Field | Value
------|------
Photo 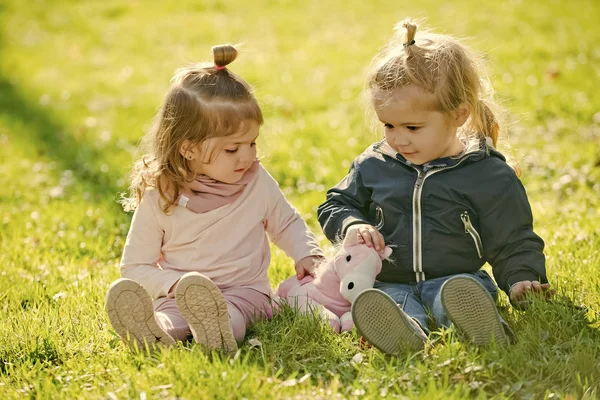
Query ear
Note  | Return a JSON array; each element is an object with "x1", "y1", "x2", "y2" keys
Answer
[
  {"x1": 450, "y1": 104, "x2": 470, "y2": 128},
  {"x1": 179, "y1": 140, "x2": 199, "y2": 161},
  {"x1": 342, "y1": 231, "x2": 361, "y2": 246}
]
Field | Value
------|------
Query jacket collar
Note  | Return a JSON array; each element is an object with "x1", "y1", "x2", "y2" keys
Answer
[{"x1": 373, "y1": 138, "x2": 506, "y2": 172}]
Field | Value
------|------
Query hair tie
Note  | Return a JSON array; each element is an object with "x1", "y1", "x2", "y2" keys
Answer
[
  {"x1": 215, "y1": 65, "x2": 227, "y2": 71},
  {"x1": 403, "y1": 39, "x2": 416, "y2": 47}
]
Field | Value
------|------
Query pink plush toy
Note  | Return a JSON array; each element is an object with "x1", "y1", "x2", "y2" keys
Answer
[{"x1": 276, "y1": 233, "x2": 392, "y2": 333}]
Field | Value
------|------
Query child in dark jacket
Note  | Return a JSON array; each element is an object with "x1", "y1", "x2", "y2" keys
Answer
[{"x1": 317, "y1": 19, "x2": 553, "y2": 353}]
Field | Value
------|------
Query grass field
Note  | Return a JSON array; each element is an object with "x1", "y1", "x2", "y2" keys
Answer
[{"x1": 1, "y1": 0, "x2": 599, "y2": 398}]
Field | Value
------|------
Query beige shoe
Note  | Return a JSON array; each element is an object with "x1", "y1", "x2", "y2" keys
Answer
[
  {"x1": 441, "y1": 275, "x2": 509, "y2": 346},
  {"x1": 175, "y1": 272, "x2": 237, "y2": 354},
  {"x1": 105, "y1": 278, "x2": 175, "y2": 349},
  {"x1": 352, "y1": 289, "x2": 427, "y2": 354}
]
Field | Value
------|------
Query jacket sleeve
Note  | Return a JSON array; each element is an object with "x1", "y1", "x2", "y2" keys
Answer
[
  {"x1": 480, "y1": 178, "x2": 547, "y2": 295},
  {"x1": 119, "y1": 193, "x2": 186, "y2": 299},
  {"x1": 317, "y1": 160, "x2": 372, "y2": 243},
  {"x1": 263, "y1": 169, "x2": 324, "y2": 263}
]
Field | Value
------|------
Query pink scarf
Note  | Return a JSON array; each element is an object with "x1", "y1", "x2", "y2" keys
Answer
[{"x1": 178, "y1": 160, "x2": 259, "y2": 213}]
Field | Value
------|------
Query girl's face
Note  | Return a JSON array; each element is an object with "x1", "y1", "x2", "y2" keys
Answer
[
  {"x1": 374, "y1": 85, "x2": 467, "y2": 165},
  {"x1": 192, "y1": 120, "x2": 259, "y2": 183}
]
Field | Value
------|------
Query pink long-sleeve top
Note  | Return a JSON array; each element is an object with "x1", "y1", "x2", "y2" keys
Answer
[{"x1": 120, "y1": 164, "x2": 324, "y2": 299}]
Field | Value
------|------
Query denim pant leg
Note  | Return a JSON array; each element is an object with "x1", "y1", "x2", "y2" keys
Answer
[
  {"x1": 373, "y1": 281, "x2": 430, "y2": 334},
  {"x1": 419, "y1": 271, "x2": 503, "y2": 329}
]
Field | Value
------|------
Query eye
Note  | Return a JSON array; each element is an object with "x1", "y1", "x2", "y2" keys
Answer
[
  {"x1": 383, "y1": 123, "x2": 394, "y2": 129},
  {"x1": 407, "y1": 126, "x2": 420, "y2": 131},
  {"x1": 250, "y1": 142, "x2": 257, "y2": 147},
  {"x1": 347, "y1": 282, "x2": 354, "y2": 290},
  {"x1": 225, "y1": 148, "x2": 238, "y2": 154},
  {"x1": 346, "y1": 254, "x2": 352, "y2": 262}
]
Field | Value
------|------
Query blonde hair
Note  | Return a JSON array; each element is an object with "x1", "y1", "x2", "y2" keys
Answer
[
  {"x1": 368, "y1": 19, "x2": 504, "y2": 155},
  {"x1": 121, "y1": 44, "x2": 264, "y2": 213}
]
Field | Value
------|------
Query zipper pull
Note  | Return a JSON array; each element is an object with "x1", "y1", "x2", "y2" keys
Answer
[
  {"x1": 461, "y1": 211, "x2": 472, "y2": 233},
  {"x1": 461, "y1": 210, "x2": 484, "y2": 258},
  {"x1": 375, "y1": 205, "x2": 385, "y2": 230}
]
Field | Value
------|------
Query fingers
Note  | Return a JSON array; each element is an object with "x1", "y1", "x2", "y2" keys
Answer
[
  {"x1": 374, "y1": 230, "x2": 385, "y2": 250},
  {"x1": 359, "y1": 229, "x2": 376, "y2": 248},
  {"x1": 295, "y1": 256, "x2": 322, "y2": 279},
  {"x1": 347, "y1": 224, "x2": 385, "y2": 250},
  {"x1": 540, "y1": 283, "x2": 556, "y2": 298},
  {"x1": 304, "y1": 257, "x2": 321, "y2": 277},
  {"x1": 529, "y1": 281, "x2": 554, "y2": 296},
  {"x1": 510, "y1": 281, "x2": 527, "y2": 302},
  {"x1": 511, "y1": 280, "x2": 555, "y2": 305},
  {"x1": 531, "y1": 281, "x2": 542, "y2": 293},
  {"x1": 294, "y1": 264, "x2": 305, "y2": 279},
  {"x1": 357, "y1": 226, "x2": 385, "y2": 250}
]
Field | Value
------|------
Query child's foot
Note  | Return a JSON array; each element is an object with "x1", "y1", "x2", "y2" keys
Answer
[
  {"x1": 105, "y1": 278, "x2": 176, "y2": 349},
  {"x1": 352, "y1": 289, "x2": 427, "y2": 354},
  {"x1": 175, "y1": 272, "x2": 237, "y2": 354},
  {"x1": 440, "y1": 275, "x2": 509, "y2": 346}
]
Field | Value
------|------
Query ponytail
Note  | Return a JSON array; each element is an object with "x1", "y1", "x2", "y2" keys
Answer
[
  {"x1": 474, "y1": 99, "x2": 521, "y2": 177},
  {"x1": 477, "y1": 99, "x2": 499, "y2": 147}
]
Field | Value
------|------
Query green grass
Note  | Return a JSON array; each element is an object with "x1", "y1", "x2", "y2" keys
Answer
[{"x1": 1, "y1": 0, "x2": 600, "y2": 398}]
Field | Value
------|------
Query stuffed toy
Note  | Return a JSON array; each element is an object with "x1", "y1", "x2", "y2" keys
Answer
[{"x1": 276, "y1": 234, "x2": 392, "y2": 333}]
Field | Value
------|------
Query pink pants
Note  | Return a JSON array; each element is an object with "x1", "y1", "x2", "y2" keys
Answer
[{"x1": 152, "y1": 287, "x2": 272, "y2": 343}]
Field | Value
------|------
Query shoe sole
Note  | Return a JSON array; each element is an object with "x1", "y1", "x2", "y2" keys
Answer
[
  {"x1": 441, "y1": 275, "x2": 508, "y2": 346},
  {"x1": 105, "y1": 278, "x2": 176, "y2": 349},
  {"x1": 352, "y1": 289, "x2": 426, "y2": 354},
  {"x1": 175, "y1": 273, "x2": 237, "y2": 354}
]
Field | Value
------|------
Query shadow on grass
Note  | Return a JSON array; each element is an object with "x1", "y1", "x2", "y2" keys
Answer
[
  {"x1": 0, "y1": 3, "x2": 128, "y2": 207},
  {"x1": 0, "y1": 76, "x2": 126, "y2": 205}
]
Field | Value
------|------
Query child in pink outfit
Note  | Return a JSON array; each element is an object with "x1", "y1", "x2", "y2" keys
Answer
[{"x1": 105, "y1": 45, "x2": 323, "y2": 353}]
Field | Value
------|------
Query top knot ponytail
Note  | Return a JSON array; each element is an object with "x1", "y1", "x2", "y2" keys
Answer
[
  {"x1": 212, "y1": 44, "x2": 238, "y2": 70},
  {"x1": 395, "y1": 19, "x2": 417, "y2": 48}
]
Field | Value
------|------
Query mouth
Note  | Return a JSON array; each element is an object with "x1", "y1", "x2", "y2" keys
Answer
[{"x1": 234, "y1": 168, "x2": 247, "y2": 173}]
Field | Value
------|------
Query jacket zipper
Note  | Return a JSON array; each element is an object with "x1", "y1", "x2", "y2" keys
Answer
[
  {"x1": 412, "y1": 172, "x2": 426, "y2": 282},
  {"x1": 377, "y1": 143, "x2": 480, "y2": 282},
  {"x1": 461, "y1": 211, "x2": 484, "y2": 258}
]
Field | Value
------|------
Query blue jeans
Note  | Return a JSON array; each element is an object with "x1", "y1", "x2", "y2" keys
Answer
[{"x1": 374, "y1": 270, "x2": 504, "y2": 334}]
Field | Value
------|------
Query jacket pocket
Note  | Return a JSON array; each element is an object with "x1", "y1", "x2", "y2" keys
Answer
[{"x1": 461, "y1": 211, "x2": 484, "y2": 258}]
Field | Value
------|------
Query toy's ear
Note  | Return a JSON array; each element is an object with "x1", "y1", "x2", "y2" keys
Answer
[
  {"x1": 342, "y1": 231, "x2": 361, "y2": 246},
  {"x1": 379, "y1": 246, "x2": 393, "y2": 260}
]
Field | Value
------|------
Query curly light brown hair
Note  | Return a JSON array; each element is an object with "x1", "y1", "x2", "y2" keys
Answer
[{"x1": 121, "y1": 44, "x2": 263, "y2": 213}]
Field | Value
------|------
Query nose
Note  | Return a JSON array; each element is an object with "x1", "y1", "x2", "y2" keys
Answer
[{"x1": 394, "y1": 131, "x2": 411, "y2": 147}]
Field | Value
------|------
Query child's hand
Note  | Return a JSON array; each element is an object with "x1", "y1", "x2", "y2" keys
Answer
[
  {"x1": 346, "y1": 224, "x2": 385, "y2": 251},
  {"x1": 509, "y1": 280, "x2": 555, "y2": 308},
  {"x1": 295, "y1": 256, "x2": 323, "y2": 279}
]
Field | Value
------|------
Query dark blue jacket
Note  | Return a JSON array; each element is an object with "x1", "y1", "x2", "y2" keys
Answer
[{"x1": 317, "y1": 140, "x2": 547, "y2": 295}]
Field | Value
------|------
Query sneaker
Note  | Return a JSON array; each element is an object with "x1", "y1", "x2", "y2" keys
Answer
[
  {"x1": 352, "y1": 289, "x2": 427, "y2": 354},
  {"x1": 440, "y1": 275, "x2": 509, "y2": 346},
  {"x1": 105, "y1": 278, "x2": 176, "y2": 349},
  {"x1": 175, "y1": 272, "x2": 237, "y2": 354}
]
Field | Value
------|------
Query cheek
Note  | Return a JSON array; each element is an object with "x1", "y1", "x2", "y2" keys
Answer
[
  {"x1": 210, "y1": 152, "x2": 233, "y2": 170},
  {"x1": 384, "y1": 130, "x2": 396, "y2": 143}
]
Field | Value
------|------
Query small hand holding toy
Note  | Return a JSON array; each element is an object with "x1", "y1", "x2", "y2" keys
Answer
[{"x1": 276, "y1": 233, "x2": 392, "y2": 333}]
